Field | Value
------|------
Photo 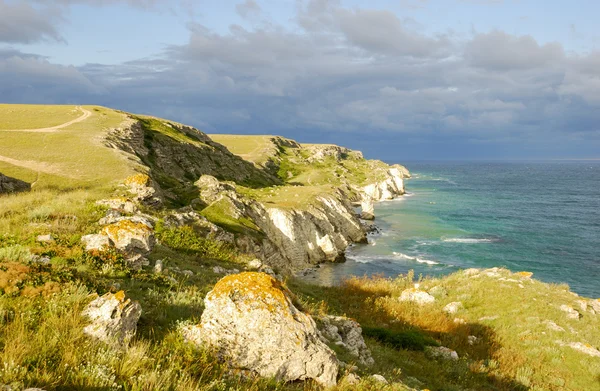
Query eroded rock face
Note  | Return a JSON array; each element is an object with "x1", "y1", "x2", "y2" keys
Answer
[
  {"x1": 181, "y1": 272, "x2": 338, "y2": 387},
  {"x1": 317, "y1": 315, "x2": 374, "y2": 366},
  {"x1": 82, "y1": 291, "x2": 141, "y2": 347},
  {"x1": 195, "y1": 175, "x2": 236, "y2": 205},
  {"x1": 123, "y1": 173, "x2": 162, "y2": 206},
  {"x1": 0, "y1": 173, "x2": 30, "y2": 193}
]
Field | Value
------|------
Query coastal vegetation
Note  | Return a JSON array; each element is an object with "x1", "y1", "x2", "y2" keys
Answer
[{"x1": 1, "y1": 104, "x2": 599, "y2": 391}]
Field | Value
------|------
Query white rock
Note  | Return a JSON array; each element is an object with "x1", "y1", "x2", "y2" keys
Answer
[
  {"x1": 443, "y1": 302, "x2": 463, "y2": 315},
  {"x1": 154, "y1": 259, "x2": 163, "y2": 274},
  {"x1": 342, "y1": 373, "x2": 361, "y2": 385},
  {"x1": 464, "y1": 268, "x2": 480, "y2": 276},
  {"x1": 81, "y1": 234, "x2": 110, "y2": 252},
  {"x1": 181, "y1": 272, "x2": 338, "y2": 387},
  {"x1": 182, "y1": 270, "x2": 194, "y2": 277},
  {"x1": 82, "y1": 291, "x2": 141, "y2": 347},
  {"x1": 567, "y1": 342, "x2": 600, "y2": 357},
  {"x1": 247, "y1": 259, "x2": 263, "y2": 269},
  {"x1": 96, "y1": 198, "x2": 138, "y2": 214},
  {"x1": 425, "y1": 346, "x2": 459, "y2": 361},
  {"x1": 468, "y1": 335, "x2": 479, "y2": 345},
  {"x1": 36, "y1": 234, "x2": 54, "y2": 243},
  {"x1": 399, "y1": 288, "x2": 435, "y2": 305},
  {"x1": 560, "y1": 305, "x2": 582, "y2": 320},
  {"x1": 317, "y1": 315, "x2": 374, "y2": 366},
  {"x1": 369, "y1": 374, "x2": 388, "y2": 384},
  {"x1": 544, "y1": 320, "x2": 565, "y2": 332}
]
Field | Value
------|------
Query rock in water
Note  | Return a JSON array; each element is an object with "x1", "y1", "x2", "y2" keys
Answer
[
  {"x1": 82, "y1": 291, "x2": 142, "y2": 347},
  {"x1": 181, "y1": 272, "x2": 338, "y2": 387}
]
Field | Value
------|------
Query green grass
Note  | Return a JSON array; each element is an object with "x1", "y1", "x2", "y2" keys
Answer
[
  {"x1": 0, "y1": 104, "x2": 82, "y2": 130},
  {"x1": 208, "y1": 134, "x2": 279, "y2": 165}
]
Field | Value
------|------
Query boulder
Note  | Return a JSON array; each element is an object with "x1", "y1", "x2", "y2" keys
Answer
[
  {"x1": 123, "y1": 174, "x2": 161, "y2": 205},
  {"x1": 425, "y1": 346, "x2": 459, "y2": 361},
  {"x1": 195, "y1": 175, "x2": 236, "y2": 205},
  {"x1": 101, "y1": 219, "x2": 155, "y2": 254},
  {"x1": 560, "y1": 305, "x2": 582, "y2": 320},
  {"x1": 0, "y1": 173, "x2": 30, "y2": 193},
  {"x1": 96, "y1": 198, "x2": 138, "y2": 214},
  {"x1": 36, "y1": 234, "x2": 54, "y2": 243},
  {"x1": 399, "y1": 288, "x2": 435, "y2": 305},
  {"x1": 443, "y1": 302, "x2": 463, "y2": 315},
  {"x1": 82, "y1": 291, "x2": 142, "y2": 347},
  {"x1": 369, "y1": 374, "x2": 388, "y2": 384},
  {"x1": 590, "y1": 299, "x2": 600, "y2": 314},
  {"x1": 81, "y1": 234, "x2": 110, "y2": 252},
  {"x1": 317, "y1": 315, "x2": 374, "y2": 366},
  {"x1": 180, "y1": 272, "x2": 338, "y2": 387}
]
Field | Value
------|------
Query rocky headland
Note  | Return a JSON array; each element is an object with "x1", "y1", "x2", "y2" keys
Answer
[{"x1": 1, "y1": 104, "x2": 598, "y2": 391}]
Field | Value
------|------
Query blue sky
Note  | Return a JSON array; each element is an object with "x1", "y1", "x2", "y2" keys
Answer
[{"x1": 1, "y1": 0, "x2": 600, "y2": 160}]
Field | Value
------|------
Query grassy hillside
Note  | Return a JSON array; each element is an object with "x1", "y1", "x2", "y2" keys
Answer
[{"x1": 1, "y1": 106, "x2": 598, "y2": 391}]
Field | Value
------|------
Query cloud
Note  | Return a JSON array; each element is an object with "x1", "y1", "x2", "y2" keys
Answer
[
  {"x1": 1, "y1": 1, "x2": 599, "y2": 159},
  {"x1": 236, "y1": 0, "x2": 261, "y2": 18},
  {"x1": 0, "y1": 1, "x2": 64, "y2": 44},
  {"x1": 465, "y1": 30, "x2": 565, "y2": 71}
]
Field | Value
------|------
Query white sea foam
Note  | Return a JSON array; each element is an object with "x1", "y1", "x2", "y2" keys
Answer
[
  {"x1": 392, "y1": 252, "x2": 439, "y2": 265},
  {"x1": 442, "y1": 238, "x2": 497, "y2": 244}
]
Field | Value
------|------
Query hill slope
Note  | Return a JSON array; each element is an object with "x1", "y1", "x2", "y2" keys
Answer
[{"x1": 0, "y1": 105, "x2": 599, "y2": 391}]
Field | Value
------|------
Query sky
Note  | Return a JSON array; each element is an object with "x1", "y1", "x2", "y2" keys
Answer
[{"x1": 1, "y1": 0, "x2": 600, "y2": 161}]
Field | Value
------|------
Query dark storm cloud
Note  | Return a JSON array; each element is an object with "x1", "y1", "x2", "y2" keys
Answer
[
  {"x1": 1, "y1": 0, "x2": 599, "y2": 159},
  {"x1": 0, "y1": 1, "x2": 63, "y2": 43}
]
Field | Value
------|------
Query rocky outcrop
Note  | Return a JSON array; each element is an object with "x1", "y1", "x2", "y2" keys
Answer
[
  {"x1": 304, "y1": 144, "x2": 363, "y2": 163},
  {"x1": 82, "y1": 291, "x2": 142, "y2": 347},
  {"x1": 181, "y1": 273, "x2": 338, "y2": 387},
  {"x1": 0, "y1": 173, "x2": 30, "y2": 194},
  {"x1": 317, "y1": 315, "x2": 374, "y2": 366}
]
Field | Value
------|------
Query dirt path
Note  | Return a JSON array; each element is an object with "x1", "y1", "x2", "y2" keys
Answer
[
  {"x1": 0, "y1": 106, "x2": 92, "y2": 133},
  {"x1": 0, "y1": 154, "x2": 76, "y2": 178}
]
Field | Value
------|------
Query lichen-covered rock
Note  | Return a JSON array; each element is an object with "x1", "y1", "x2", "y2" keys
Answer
[
  {"x1": 180, "y1": 272, "x2": 338, "y2": 387},
  {"x1": 96, "y1": 198, "x2": 138, "y2": 214},
  {"x1": 399, "y1": 288, "x2": 435, "y2": 305},
  {"x1": 82, "y1": 291, "x2": 141, "y2": 346},
  {"x1": 425, "y1": 346, "x2": 459, "y2": 361},
  {"x1": 101, "y1": 219, "x2": 155, "y2": 254},
  {"x1": 124, "y1": 173, "x2": 161, "y2": 205},
  {"x1": 369, "y1": 374, "x2": 388, "y2": 384},
  {"x1": 81, "y1": 234, "x2": 110, "y2": 252},
  {"x1": 317, "y1": 315, "x2": 374, "y2": 366}
]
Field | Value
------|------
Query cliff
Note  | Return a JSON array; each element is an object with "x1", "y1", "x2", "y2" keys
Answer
[{"x1": 104, "y1": 119, "x2": 410, "y2": 271}]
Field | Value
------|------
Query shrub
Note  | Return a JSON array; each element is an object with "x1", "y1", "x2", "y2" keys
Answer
[{"x1": 363, "y1": 327, "x2": 439, "y2": 351}]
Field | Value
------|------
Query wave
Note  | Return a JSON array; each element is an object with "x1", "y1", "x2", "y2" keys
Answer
[
  {"x1": 442, "y1": 237, "x2": 498, "y2": 244},
  {"x1": 392, "y1": 251, "x2": 440, "y2": 265}
]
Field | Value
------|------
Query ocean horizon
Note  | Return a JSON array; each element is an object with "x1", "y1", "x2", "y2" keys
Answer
[{"x1": 304, "y1": 160, "x2": 600, "y2": 298}]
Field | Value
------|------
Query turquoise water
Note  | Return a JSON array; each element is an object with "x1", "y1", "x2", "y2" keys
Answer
[{"x1": 306, "y1": 162, "x2": 600, "y2": 298}]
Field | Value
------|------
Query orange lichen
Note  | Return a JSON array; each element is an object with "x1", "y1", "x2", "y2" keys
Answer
[
  {"x1": 209, "y1": 272, "x2": 292, "y2": 313},
  {"x1": 101, "y1": 220, "x2": 151, "y2": 241},
  {"x1": 124, "y1": 173, "x2": 150, "y2": 187},
  {"x1": 114, "y1": 290, "x2": 126, "y2": 302},
  {"x1": 516, "y1": 271, "x2": 533, "y2": 279}
]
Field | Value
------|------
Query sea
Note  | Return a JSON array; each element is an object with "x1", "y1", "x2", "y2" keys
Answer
[{"x1": 304, "y1": 161, "x2": 600, "y2": 298}]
